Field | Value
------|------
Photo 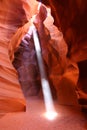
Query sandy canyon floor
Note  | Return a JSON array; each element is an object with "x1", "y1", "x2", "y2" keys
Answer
[{"x1": 0, "y1": 96, "x2": 87, "y2": 130}]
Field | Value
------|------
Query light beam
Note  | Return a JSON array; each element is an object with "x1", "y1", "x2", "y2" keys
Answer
[
  {"x1": 26, "y1": 2, "x2": 58, "y2": 120},
  {"x1": 32, "y1": 24, "x2": 58, "y2": 120}
]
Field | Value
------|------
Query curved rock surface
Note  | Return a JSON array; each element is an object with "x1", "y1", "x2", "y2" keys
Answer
[
  {"x1": 50, "y1": 0, "x2": 87, "y2": 106},
  {"x1": 1, "y1": 0, "x2": 85, "y2": 113},
  {"x1": 12, "y1": 4, "x2": 79, "y2": 105},
  {"x1": 0, "y1": 0, "x2": 28, "y2": 112}
]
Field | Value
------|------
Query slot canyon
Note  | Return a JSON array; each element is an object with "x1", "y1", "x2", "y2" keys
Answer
[{"x1": 0, "y1": 0, "x2": 87, "y2": 129}]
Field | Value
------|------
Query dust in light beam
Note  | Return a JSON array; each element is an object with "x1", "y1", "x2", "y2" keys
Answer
[{"x1": 27, "y1": 1, "x2": 58, "y2": 120}]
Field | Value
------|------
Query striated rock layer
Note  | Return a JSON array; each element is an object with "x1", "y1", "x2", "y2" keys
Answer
[
  {"x1": 0, "y1": 0, "x2": 28, "y2": 112},
  {"x1": 0, "y1": 0, "x2": 81, "y2": 113},
  {"x1": 49, "y1": 0, "x2": 87, "y2": 105},
  {"x1": 12, "y1": 4, "x2": 79, "y2": 105},
  {"x1": 39, "y1": 0, "x2": 87, "y2": 106}
]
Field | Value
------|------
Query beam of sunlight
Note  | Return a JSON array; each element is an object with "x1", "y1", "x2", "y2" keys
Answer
[
  {"x1": 43, "y1": 111, "x2": 58, "y2": 121},
  {"x1": 38, "y1": 2, "x2": 41, "y2": 11},
  {"x1": 32, "y1": 25, "x2": 58, "y2": 120}
]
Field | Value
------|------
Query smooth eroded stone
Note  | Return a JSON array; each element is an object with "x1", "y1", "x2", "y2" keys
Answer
[{"x1": 57, "y1": 77, "x2": 79, "y2": 106}]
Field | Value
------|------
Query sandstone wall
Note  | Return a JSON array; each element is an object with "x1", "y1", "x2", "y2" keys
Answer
[{"x1": 0, "y1": 0, "x2": 28, "y2": 112}]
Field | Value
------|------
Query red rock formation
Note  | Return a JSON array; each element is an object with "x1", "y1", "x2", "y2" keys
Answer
[
  {"x1": 12, "y1": 3, "x2": 79, "y2": 106},
  {"x1": 1, "y1": 0, "x2": 86, "y2": 113},
  {"x1": 0, "y1": 0, "x2": 28, "y2": 112},
  {"x1": 42, "y1": 0, "x2": 87, "y2": 105}
]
